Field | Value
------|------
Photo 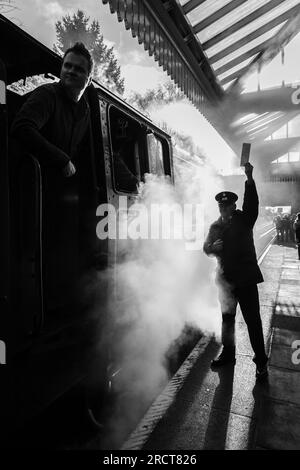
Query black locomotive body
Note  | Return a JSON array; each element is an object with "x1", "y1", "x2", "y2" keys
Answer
[{"x1": 0, "y1": 14, "x2": 173, "y2": 442}]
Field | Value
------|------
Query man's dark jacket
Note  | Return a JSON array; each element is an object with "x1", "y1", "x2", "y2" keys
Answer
[
  {"x1": 11, "y1": 82, "x2": 90, "y2": 168},
  {"x1": 203, "y1": 180, "x2": 263, "y2": 287}
]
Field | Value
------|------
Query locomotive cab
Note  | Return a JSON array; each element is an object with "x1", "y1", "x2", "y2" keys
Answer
[{"x1": 0, "y1": 14, "x2": 173, "y2": 443}]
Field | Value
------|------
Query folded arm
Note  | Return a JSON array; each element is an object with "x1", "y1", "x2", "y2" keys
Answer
[
  {"x1": 11, "y1": 86, "x2": 70, "y2": 168},
  {"x1": 203, "y1": 226, "x2": 223, "y2": 256}
]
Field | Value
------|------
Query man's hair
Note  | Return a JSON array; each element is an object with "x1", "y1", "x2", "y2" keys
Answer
[{"x1": 63, "y1": 42, "x2": 94, "y2": 75}]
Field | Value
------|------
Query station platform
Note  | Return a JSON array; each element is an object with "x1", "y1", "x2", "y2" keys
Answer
[{"x1": 122, "y1": 242, "x2": 300, "y2": 451}]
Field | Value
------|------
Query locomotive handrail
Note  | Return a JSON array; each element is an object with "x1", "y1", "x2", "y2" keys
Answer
[
  {"x1": 23, "y1": 152, "x2": 44, "y2": 334},
  {"x1": 0, "y1": 57, "x2": 9, "y2": 346}
]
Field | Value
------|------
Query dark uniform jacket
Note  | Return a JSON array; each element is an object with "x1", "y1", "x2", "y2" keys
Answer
[
  {"x1": 11, "y1": 82, "x2": 90, "y2": 168},
  {"x1": 203, "y1": 180, "x2": 263, "y2": 287},
  {"x1": 294, "y1": 219, "x2": 300, "y2": 242}
]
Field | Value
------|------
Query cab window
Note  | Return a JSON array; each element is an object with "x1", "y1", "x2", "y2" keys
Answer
[
  {"x1": 147, "y1": 133, "x2": 164, "y2": 176},
  {"x1": 109, "y1": 107, "x2": 142, "y2": 193}
]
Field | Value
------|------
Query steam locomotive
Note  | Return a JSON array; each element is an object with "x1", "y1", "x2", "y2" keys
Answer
[{"x1": 0, "y1": 14, "x2": 174, "y2": 445}]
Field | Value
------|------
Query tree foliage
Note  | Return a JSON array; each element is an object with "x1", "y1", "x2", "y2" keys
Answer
[
  {"x1": 166, "y1": 126, "x2": 204, "y2": 161},
  {"x1": 128, "y1": 81, "x2": 184, "y2": 115},
  {"x1": 0, "y1": 0, "x2": 18, "y2": 15},
  {"x1": 54, "y1": 10, "x2": 124, "y2": 95}
]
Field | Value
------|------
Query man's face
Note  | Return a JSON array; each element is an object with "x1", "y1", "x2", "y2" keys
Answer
[
  {"x1": 219, "y1": 203, "x2": 236, "y2": 219},
  {"x1": 60, "y1": 52, "x2": 91, "y2": 94}
]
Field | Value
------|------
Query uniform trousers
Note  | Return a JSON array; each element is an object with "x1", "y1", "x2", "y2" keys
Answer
[{"x1": 218, "y1": 282, "x2": 267, "y2": 368}]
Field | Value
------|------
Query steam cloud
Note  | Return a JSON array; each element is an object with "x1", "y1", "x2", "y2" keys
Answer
[{"x1": 100, "y1": 161, "x2": 225, "y2": 448}]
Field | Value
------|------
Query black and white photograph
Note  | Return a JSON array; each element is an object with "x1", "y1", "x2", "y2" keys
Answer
[{"x1": 1, "y1": 0, "x2": 300, "y2": 455}]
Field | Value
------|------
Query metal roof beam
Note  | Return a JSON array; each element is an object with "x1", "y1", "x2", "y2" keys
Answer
[
  {"x1": 202, "y1": 0, "x2": 287, "y2": 50},
  {"x1": 103, "y1": 0, "x2": 223, "y2": 109},
  {"x1": 227, "y1": 12, "x2": 300, "y2": 89},
  {"x1": 244, "y1": 13, "x2": 300, "y2": 78},
  {"x1": 237, "y1": 86, "x2": 300, "y2": 113},
  {"x1": 245, "y1": 114, "x2": 284, "y2": 133},
  {"x1": 215, "y1": 38, "x2": 271, "y2": 76},
  {"x1": 220, "y1": 65, "x2": 248, "y2": 85},
  {"x1": 236, "y1": 111, "x2": 299, "y2": 142},
  {"x1": 182, "y1": 0, "x2": 206, "y2": 15},
  {"x1": 232, "y1": 112, "x2": 270, "y2": 127},
  {"x1": 243, "y1": 112, "x2": 282, "y2": 128},
  {"x1": 209, "y1": 4, "x2": 300, "y2": 64},
  {"x1": 253, "y1": 137, "x2": 300, "y2": 160},
  {"x1": 193, "y1": 0, "x2": 249, "y2": 34}
]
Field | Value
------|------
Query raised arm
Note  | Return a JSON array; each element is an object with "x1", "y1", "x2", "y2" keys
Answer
[{"x1": 242, "y1": 162, "x2": 259, "y2": 228}]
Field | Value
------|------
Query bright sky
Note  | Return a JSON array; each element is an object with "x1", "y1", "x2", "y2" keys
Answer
[{"x1": 4, "y1": 0, "x2": 300, "y2": 171}]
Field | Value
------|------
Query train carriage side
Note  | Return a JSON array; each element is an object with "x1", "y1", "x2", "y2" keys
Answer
[{"x1": 0, "y1": 14, "x2": 173, "y2": 441}]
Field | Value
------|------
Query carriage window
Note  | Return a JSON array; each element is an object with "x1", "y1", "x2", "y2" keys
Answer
[
  {"x1": 109, "y1": 107, "x2": 141, "y2": 193},
  {"x1": 147, "y1": 133, "x2": 164, "y2": 176}
]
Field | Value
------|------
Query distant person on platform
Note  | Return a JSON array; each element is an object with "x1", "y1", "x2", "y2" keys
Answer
[
  {"x1": 11, "y1": 41, "x2": 93, "y2": 175},
  {"x1": 203, "y1": 162, "x2": 268, "y2": 380},
  {"x1": 273, "y1": 213, "x2": 283, "y2": 242},
  {"x1": 282, "y1": 214, "x2": 292, "y2": 243},
  {"x1": 293, "y1": 213, "x2": 300, "y2": 260}
]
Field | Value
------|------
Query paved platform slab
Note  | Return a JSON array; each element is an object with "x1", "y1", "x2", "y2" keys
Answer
[{"x1": 256, "y1": 399, "x2": 300, "y2": 450}]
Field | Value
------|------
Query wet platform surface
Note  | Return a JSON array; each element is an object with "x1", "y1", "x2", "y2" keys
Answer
[{"x1": 123, "y1": 243, "x2": 300, "y2": 450}]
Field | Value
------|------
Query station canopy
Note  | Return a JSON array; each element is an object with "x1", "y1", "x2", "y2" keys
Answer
[{"x1": 102, "y1": 0, "x2": 300, "y2": 169}]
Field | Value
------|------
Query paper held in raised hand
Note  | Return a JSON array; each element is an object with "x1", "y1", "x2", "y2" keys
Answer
[{"x1": 240, "y1": 142, "x2": 251, "y2": 167}]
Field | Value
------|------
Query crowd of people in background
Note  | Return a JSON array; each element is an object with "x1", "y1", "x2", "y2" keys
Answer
[{"x1": 273, "y1": 212, "x2": 300, "y2": 260}]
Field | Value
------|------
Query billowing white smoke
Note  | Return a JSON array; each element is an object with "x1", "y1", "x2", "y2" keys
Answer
[{"x1": 103, "y1": 163, "x2": 225, "y2": 447}]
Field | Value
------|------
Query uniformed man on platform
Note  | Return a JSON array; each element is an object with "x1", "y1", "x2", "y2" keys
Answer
[{"x1": 203, "y1": 162, "x2": 268, "y2": 380}]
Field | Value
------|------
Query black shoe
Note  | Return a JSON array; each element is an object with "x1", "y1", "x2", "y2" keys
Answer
[{"x1": 211, "y1": 350, "x2": 236, "y2": 367}]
